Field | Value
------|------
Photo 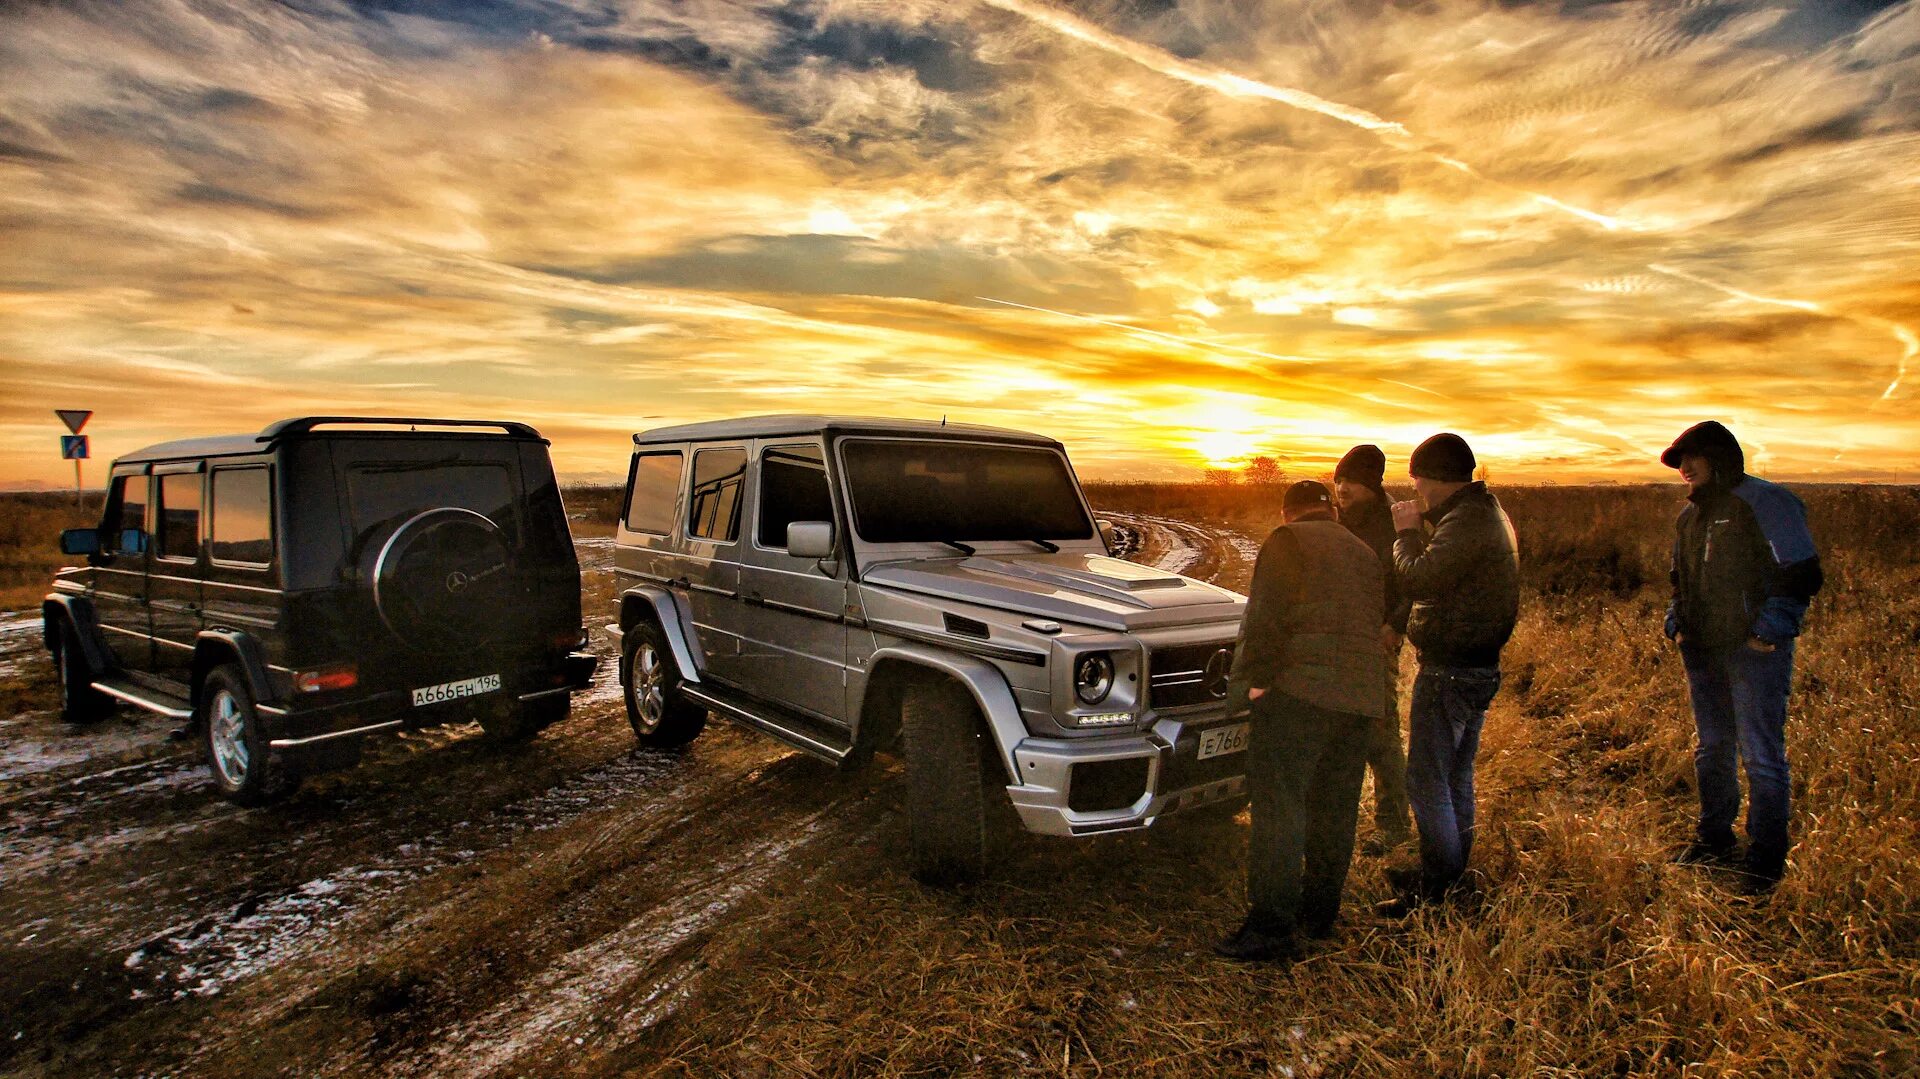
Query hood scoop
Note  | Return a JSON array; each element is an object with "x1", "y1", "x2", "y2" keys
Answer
[{"x1": 963, "y1": 555, "x2": 1188, "y2": 595}]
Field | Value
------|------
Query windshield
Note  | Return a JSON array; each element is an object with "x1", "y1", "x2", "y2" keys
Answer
[{"x1": 841, "y1": 439, "x2": 1094, "y2": 544}]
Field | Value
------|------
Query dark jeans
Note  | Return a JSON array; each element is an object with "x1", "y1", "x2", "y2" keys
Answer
[
  {"x1": 1245, "y1": 693, "x2": 1370, "y2": 935},
  {"x1": 1406, "y1": 664, "x2": 1502, "y2": 897},
  {"x1": 1681, "y1": 639, "x2": 1795, "y2": 874},
  {"x1": 1365, "y1": 646, "x2": 1409, "y2": 839}
]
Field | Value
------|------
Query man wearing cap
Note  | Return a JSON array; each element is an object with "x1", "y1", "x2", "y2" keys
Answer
[
  {"x1": 1385, "y1": 434, "x2": 1520, "y2": 912},
  {"x1": 1333, "y1": 444, "x2": 1413, "y2": 854},
  {"x1": 1661, "y1": 421, "x2": 1822, "y2": 892},
  {"x1": 1217, "y1": 480, "x2": 1387, "y2": 962}
]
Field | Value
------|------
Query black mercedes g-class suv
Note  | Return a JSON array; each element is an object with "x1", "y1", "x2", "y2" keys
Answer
[{"x1": 43, "y1": 416, "x2": 597, "y2": 803}]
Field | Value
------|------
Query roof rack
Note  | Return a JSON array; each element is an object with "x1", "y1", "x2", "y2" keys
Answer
[{"x1": 258, "y1": 417, "x2": 542, "y2": 441}]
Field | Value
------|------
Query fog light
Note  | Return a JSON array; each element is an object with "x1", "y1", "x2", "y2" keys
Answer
[{"x1": 294, "y1": 663, "x2": 358, "y2": 693}]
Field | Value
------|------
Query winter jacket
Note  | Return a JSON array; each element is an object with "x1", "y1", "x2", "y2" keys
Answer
[
  {"x1": 1228, "y1": 516, "x2": 1387, "y2": 719},
  {"x1": 1393, "y1": 482, "x2": 1520, "y2": 668},
  {"x1": 1339, "y1": 494, "x2": 1408, "y2": 632},
  {"x1": 1666, "y1": 476, "x2": 1822, "y2": 649}
]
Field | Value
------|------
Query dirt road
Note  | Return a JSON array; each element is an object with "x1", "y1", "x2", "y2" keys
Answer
[{"x1": 0, "y1": 522, "x2": 1255, "y2": 1077}]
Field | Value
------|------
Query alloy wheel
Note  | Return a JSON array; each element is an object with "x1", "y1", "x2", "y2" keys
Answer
[{"x1": 209, "y1": 690, "x2": 251, "y2": 786}]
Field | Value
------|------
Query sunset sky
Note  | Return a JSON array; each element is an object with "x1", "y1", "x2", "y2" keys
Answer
[{"x1": 3, "y1": 0, "x2": 1917, "y2": 487}]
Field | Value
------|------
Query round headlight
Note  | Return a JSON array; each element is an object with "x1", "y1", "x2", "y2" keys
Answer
[{"x1": 1074, "y1": 651, "x2": 1115, "y2": 705}]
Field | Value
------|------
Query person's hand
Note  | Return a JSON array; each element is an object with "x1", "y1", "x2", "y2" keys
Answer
[
  {"x1": 1391, "y1": 500, "x2": 1423, "y2": 532},
  {"x1": 1248, "y1": 687, "x2": 1266, "y2": 701},
  {"x1": 1379, "y1": 626, "x2": 1402, "y2": 652},
  {"x1": 1746, "y1": 637, "x2": 1777, "y2": 653}
]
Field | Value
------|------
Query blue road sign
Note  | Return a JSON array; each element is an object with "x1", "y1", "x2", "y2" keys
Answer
[{"x1": 61, "y1": 435, "x2": 89, "y2": 460}]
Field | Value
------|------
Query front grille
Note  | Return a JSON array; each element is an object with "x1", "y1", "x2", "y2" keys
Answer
[
  {"x1": 1148, "y1": 641, "x2": 1235, "y2": 709},
  {"x1": 1068, "y1": 758, "x2": 1150, "y2": 812}
]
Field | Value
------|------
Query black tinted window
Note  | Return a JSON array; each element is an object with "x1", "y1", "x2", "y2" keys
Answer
[
  {"x1": 157, "y1": 473, "x2": 202, "y2": 560},
  {"x1": 624, "y1": 452, "x2": 682, "y2": 535},
  {"x1": 347, "y1": 462, "x2": 514, "y2": 539},
  {"x1": 688, "y1": 447, "x2": 746, "y2": 542},
  {"x1": 758, "y1": 445, "x2": 832, "y2": 549},
  {"x1": 110, "y1": 476, "x2": 146, "y2": 553},
  {"x1": 211, "y1": 467, "x2": 273, "y2": 564},
  {"x1": 841, "y1": 440, "x2": 1093, "y2": 543}
]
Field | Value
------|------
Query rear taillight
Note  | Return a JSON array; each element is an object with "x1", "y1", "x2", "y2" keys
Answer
[{"x1": 294, "y1": 664, "x2": 359, "y2": 693}]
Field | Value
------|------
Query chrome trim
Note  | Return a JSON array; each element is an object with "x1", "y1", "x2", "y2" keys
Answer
[
  {"x1": 268, "y1": 719, "x2": 404, "y2": 748},
  {"x1": 685, "y1": 581, "x2": 737, "y2": 599},
  {"x1": 517, "y1": 685, "x2": 572, "y2": 702},
  {"x1": 91, "y1": 682, "x2": 192, "y2": 719}
]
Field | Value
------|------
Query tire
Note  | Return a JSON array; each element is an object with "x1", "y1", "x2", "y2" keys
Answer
[
  {"x1": 622, "y1": 622, "x2": 705, "y2": 748},
  {"x1": 202, "y1": 664, "x2": 301, "y2": 806},
  {"x1": 902, "y1": 679, "x2": 1000, "y2": 887},
  {"x1": 477, "y1": 694, "x2": 567, "y2": 745},
  {"x1": 54, "y1": 621, "x2": 113, "y2": 724}
]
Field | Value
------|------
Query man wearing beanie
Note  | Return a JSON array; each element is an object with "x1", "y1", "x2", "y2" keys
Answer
[
  {"x1": 1332, "y1": 444, "x2": 1413, "y2": 854},
  {"x1": 1384, "y1": 433, "x2": 1519, "y2": 913},
  {"x1": 1661, "y1": 421, "x2": 1822, "y2": 893},
  {"x1": 1217, "y1": 480, "x2": 1386, "y2": 962}
]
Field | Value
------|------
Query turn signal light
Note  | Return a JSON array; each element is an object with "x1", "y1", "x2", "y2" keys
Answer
[{"x1": 294, "y1": 664, "x2": 359, "y2": 693}]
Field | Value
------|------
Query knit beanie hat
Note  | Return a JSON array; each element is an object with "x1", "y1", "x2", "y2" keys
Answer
[
  {"x1": 1283, "y1": 479, "x2": 1335, "y2": 516},
  {"x1": 1333, "y1": 444, "x2": 1387, "y2": 489},
  {"x1": 1659, "y1": 420, "x2": 1745, "y2": 481},
  {"x1": 1409, "y1": 433, "x2": 1476, "y2": 482}
]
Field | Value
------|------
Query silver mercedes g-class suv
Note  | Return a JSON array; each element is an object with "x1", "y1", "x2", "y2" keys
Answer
[{"x1": 609, "y1": 415, "x2": 1248, "y2": 883}]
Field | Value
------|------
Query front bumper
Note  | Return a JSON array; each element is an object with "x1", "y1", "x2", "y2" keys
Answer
[
  {"x1": 263, "y1": 650, "x2": 600, "y2": 749},
  {"x1": 1004, "y1": 710, "x2": 1249, "y2": 836}
]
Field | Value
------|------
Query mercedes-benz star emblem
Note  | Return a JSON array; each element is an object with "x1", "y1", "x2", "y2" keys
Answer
[
  {"x1": 446, "y1": 570, "x2": 470, "y2": 594},
  {"x1": 1203, "y1": 647, "x2": 1234, "y2": 699}
]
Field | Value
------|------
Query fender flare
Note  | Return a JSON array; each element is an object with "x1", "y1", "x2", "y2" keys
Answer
[
  {"x1": 616, "y1": 585, "x2": 703, "y2": 683},
  {"x1": 192, "y1": 629, "x2": 277, "y2": 712},
  {"x1": 867, "y1": 644, "x2": 1027, "y2": 783},
  {"x1": 41, "y1": 595, "x2": 113, "y2": 676}
]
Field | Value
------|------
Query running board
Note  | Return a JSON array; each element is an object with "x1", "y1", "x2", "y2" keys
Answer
[
  {"x1": 92, "y1": 679, "x2": 193, "y2": 720},
  {"x1": 677, "y1": 684, "x2": 852, "y2": 764}
]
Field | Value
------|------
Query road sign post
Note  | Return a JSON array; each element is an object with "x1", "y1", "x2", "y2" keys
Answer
[{"x1": 55, "y1": 410, "x2": 93, "y2": 503}]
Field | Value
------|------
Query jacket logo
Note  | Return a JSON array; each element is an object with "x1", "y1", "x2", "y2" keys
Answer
[{"x1": 1203, "y1": 648, "x2": 1234, "y2": 699}]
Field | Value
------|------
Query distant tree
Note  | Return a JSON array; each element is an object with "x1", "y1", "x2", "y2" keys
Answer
[
  {"x1": 1204, "y1": 468, "x2": 1240, "y2": 486},
  {"x1": 1245, "y1": 456, "x2": 1283, "y2": 485},
  {"x1": 1477, "y1": 463, "x2": 1491, "y2": 483}
]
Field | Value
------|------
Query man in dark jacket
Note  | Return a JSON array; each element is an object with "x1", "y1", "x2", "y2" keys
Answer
[
  {"x1": 1386, "y1": 433, "x2": 1520, "y2": 911},
  {"x1": 1333, "y1": 444, "x2": 1412, "y2": 853},
  {"x1": 1217, "y1": 480, "x2": 1387, "y2": 962},
  {"x1": 1661, "y1": 421, "x2": 1822, "y2": 891}
]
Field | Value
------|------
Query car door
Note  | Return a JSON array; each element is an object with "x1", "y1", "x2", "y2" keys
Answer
[
  {"x1": 92, "y1": 468, "x2": 154, "y2": 673},
  {"x1": 202, "y1": 463, "x2": 281, "y2": 669},
  {"x1": 735, "y1": 440, "x2": 849, "y2": 723},
  {"x1": 681, "y1": 444, "x2": 747, "y2": 684},
  {"x1": 147, "y1": 464, "x2": 206, "y2": 691}
]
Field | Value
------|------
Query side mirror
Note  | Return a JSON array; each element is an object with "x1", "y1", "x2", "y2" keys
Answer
[
  {"x1": 60, "y1": 528, "x2": 101, "y2": 556},
  {"x1": 787, "y1": 521, "x2": 836, "y2": 561},
  {"x1": 118, "y1": 529, "x2": 150, "y2": 555}
]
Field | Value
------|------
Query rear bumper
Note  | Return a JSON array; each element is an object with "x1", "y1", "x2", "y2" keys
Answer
[
  {"x1": 1004, "y1": 710, "x2": 1248, "y2": 837},
  {"x1": 265, "y1": 650, "x2": 600, "y2": 749}
]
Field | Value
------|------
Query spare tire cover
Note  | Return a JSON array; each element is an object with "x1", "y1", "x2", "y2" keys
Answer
[{"x1": 372, "y1": 508, "x2": 514, "y2": 651}]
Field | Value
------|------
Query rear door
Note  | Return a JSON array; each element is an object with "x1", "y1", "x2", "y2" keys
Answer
[
  {"x1": 680, "y1": 444, "x2": 747, "y2": 684},
  {"x1": 93, "y1": 469, "x2": 153, "y2": 673},
  {"x1": 735, "y1": 440, "x2": 848, "y2": 722},
  {"x1": 148, "y1": 465, "x2": 206, "y2": 690},
  {"x1": 202, "y1": 464, "x2": 281, "y2": 672}
]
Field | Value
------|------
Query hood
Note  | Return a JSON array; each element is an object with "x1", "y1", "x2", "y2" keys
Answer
[
  {"x1": 1660, "y1": 420, "x2": 1745, "y2": 483},
  {"x1": 861, "y1": 552, "x2": 1246, "y2": 632}
]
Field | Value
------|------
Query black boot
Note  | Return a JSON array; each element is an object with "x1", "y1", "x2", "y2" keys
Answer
[
  {"x1": 1213, "y1": 920, "x2": 1302, "y2": 963},
  {"x1": 1670, "y1": 839, "x2": 1738, "y2": 868}
]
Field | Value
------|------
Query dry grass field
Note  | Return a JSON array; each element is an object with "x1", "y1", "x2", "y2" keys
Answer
[
  {"x1": 0, "y1": 483, "x2": 1914, "y2": 1076},
  {"x1": 611, "y1": 482, "x2": 1920, "y2": 1077}
]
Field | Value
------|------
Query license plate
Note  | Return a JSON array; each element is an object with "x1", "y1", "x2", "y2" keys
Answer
[
  {"x1": 1197, "y1": 722, "x2": 1250, "y2": 760},
  {"x1": 411, "y1": 673, "x2": 502, "y2": 707}
]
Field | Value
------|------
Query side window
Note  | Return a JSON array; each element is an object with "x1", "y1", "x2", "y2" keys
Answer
[
  {"x1": 757, "y1": 444, "x2": 832, "y2": 550},
  {"x1": 624, "y1": 452, "x2": 683, "y2": 535},
  {"x1": 687, "y1": 447, "x2": 746, "y2": 542},
  {"x1": 157, "y1": 472, "x2": 203, "y2": 562},
  {"x1": 210, "y1": 467, "x2": 273, "y2": 565},
  {"x1": 108, "y1": 475, "x2": 147, "y2": 554}
]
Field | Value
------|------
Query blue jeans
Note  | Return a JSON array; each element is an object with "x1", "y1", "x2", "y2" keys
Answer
[
  {"x1": 1407, "y1": 664, "x2": 1502, "y2": 896},
  {"x1": 1682, "y1": 640, "x2": 1795, "y2": 874}
]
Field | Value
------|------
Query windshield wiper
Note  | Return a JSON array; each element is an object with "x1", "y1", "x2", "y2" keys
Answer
[
  {"x1": 936, "y1": 539, "x2": 976, "y2": 556},
  {"x1": 1022, "y1": 538, "x2": 1060, "y2": 553}
]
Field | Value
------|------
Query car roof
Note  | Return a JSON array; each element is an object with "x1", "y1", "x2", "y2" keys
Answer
[
  {"x1": 115, "y1": 417, "x2": 545, "y2": 465},
  {"x1": 631, "y1": 414, "x2": 1061, "y2": 447}
]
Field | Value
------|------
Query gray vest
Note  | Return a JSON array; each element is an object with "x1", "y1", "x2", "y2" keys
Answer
[{"x1": 1276, "y1": 519, "x2": 1388, "y2": 718}]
